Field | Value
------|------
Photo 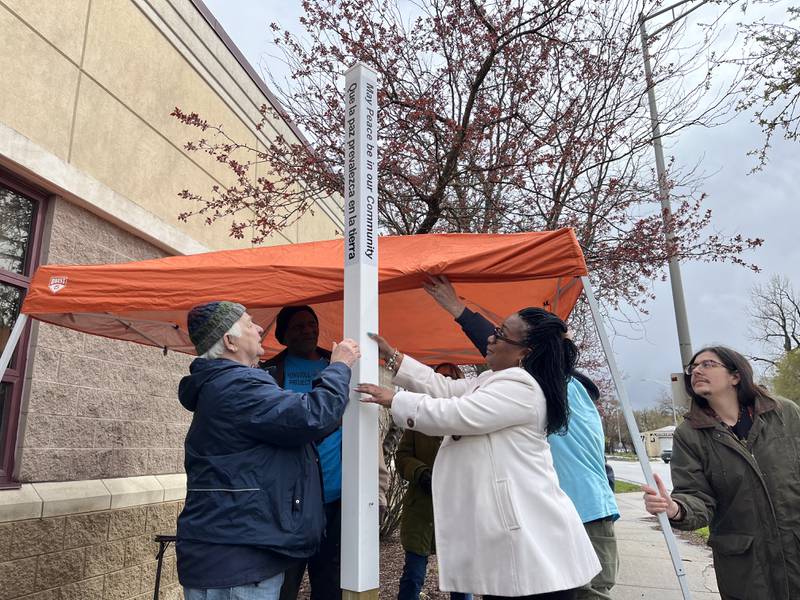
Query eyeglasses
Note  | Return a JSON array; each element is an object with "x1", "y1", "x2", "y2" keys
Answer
[
  {"x1": 684, "y1": 359, "x2": 728, "y2": 375},
  {"x1": 491, "y1": 326, "x2": 528, "y2": 347}
]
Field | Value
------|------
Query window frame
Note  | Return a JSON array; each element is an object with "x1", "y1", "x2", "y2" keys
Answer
[{"x1": 0, "y1": 169, "x2": 48, "y2": 488}]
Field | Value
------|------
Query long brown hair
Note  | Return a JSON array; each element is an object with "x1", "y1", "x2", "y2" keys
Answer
[{"x1": 683, "y1": 346, "x2": 773, "y2": 408}]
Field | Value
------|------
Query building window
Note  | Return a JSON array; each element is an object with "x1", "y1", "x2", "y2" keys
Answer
[{"x1": 0, "y1": 171, "x2": 46, "y2": 487}]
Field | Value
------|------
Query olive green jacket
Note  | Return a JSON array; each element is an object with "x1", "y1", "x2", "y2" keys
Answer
[
  {"x1": 669, "y1": 395, "x2": 800, "y2": 600},
  {"x1": 395, "y1": 428, "x2": 442, "y2": 556}
]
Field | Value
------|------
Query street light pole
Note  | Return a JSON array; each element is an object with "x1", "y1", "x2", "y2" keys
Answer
[{"x1": 639, "y1": 0, "x2": 710, "y2": 368}]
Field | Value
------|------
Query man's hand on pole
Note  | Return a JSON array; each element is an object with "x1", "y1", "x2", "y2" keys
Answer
[{"x1": 331, "y1": 339, "x2": 361, "y2": 367}]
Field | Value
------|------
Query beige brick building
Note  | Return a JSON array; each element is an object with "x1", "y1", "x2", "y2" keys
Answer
[{"x1": 0, "y1": 1, "x2": 343, "y2": 598}]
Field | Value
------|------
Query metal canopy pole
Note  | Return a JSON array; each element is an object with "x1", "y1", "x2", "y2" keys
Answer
[
  {"x1": 581, "y1": 276, "x2": 692, "y2": 600},
  {"x1": 0, "y1": 314, "x2": 28, "y2": 381}
]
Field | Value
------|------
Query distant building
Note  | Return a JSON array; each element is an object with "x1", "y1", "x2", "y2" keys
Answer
[
  {"x1": 640, "y1": 425, "x2": 676, "y2": 459},
  {"x1": 0, "y1": 1, "x2": 341, "y2": 597}
]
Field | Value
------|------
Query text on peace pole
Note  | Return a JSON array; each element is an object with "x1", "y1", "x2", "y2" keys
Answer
[{"x1": 345, "y1": 79, "x2": 377, "y2": 263}]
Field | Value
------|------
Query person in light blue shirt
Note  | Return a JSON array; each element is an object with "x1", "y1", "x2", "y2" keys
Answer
[
  {"x1": 260, "y1": 306, "x2": 389, "y2": 600},
  {"x1": 260, "y1": 306, "x2": 342, "y2": 600},
  {"x1": 550, "y1": 378, "x2": 620, "y2": 524},
  {"x1": 284, "y1": 352, "x2": 342, "y2": 504},
  {"x1": 423, "y1": 276, "x2": 620, "y2": 600},
  {"x1": 551, "y1": 375, "x2": 620, "y2": 600}
]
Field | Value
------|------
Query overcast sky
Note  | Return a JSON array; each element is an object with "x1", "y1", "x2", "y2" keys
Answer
[{"x1": 202, "y1": 0, "x2": 798, "y2": 409}]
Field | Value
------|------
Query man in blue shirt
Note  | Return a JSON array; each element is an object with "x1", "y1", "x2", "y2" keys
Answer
[
  {"x1": 423, "y1": 277, "x2": 620, "y2": 600},
  {"x1": 261, "y1": 306, "x2": 388, "y2": 600}
]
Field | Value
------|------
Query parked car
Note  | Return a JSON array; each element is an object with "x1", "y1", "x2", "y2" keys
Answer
[{"x1": 661, "y1": 448, "x2": 672, "y2": 464}]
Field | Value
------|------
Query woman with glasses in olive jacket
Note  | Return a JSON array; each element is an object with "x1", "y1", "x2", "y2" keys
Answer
[{"x1": 643, "y1": 346, "x2": 800, "y2": 600}]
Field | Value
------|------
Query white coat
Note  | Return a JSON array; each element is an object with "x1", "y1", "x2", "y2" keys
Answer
[{"x1": 391, "y1": 356, "x2": 600, "y2": 597}]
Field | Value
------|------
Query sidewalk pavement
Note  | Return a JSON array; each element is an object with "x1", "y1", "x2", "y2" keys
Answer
[{"x1": 613, "y1": 492, "x2": 720, "y2": 599}]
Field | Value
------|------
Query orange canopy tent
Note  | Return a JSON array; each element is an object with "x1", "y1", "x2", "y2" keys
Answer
[
  {"x1": 19, "y1": 229, "x2": 586, "y2": 364},
  {"x1": 7, "y1": 226, "x2": 695, "y2": 591}
]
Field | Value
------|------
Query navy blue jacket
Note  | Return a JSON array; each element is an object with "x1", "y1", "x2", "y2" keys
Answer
[{"x1": 176, "y1": 357, "x2": 351, "y2": 558}]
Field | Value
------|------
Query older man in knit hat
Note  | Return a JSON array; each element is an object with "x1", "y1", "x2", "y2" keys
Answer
[{"x1": 176, "y1": 301, "x2": 360, "y2": 600}]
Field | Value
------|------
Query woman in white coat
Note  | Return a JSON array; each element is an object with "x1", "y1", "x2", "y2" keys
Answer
[{"x1": 357, "y1": 307, "x2": 600, "y2": 600}]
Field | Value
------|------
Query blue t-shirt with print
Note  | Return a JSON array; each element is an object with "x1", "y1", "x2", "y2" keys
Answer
[
  {"x1": 284, "y1": 354, "x2": 342, "y2": 504},
  {"x1": 548, "y1": 379, "x2": 620, "y2": 523}
]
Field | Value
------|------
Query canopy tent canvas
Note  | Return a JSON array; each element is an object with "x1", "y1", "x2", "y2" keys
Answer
[{"x1": 18, "y1": 228, "x2": 587, "y2": 364}]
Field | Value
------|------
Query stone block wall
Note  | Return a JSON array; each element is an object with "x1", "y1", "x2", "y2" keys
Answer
[
  {"x1": 0, "y1": 501, "x2": 184, "y2": 600},
  {"x1": 17, "y1": 198, "x2": 192, "y2": 483}
]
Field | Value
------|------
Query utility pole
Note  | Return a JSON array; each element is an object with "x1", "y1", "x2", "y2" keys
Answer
[{"x1": 639, "y1": 0, "x2": 710, "y2": 368}]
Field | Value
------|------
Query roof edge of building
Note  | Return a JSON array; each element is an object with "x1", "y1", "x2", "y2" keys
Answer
[{"x1": 188, "y1": 0, "x2": 315, "y2": 152}]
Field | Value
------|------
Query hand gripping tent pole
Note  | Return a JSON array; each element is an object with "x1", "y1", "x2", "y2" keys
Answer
[
  {"x1": 341, "y1": 61, "x2": 380, "y2": 598},
  {"x1": 581, "y1": 276, "x2": 692, "y2": 600}
]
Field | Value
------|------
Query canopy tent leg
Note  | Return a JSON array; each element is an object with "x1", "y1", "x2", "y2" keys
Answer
[
  {"x1": 0, "y1": 313, "x2": 28, "y2": 382},
  {"x1": 580, "y1": 276, "x2": 692, "y2": 600}
]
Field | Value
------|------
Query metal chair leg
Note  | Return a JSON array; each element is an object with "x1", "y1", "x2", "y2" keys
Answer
[{"x1": 153, "y1": 534, "x2": 177, "y2": 600}]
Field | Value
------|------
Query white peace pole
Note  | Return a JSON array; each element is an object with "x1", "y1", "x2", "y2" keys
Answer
[
  {"x1": 581, "y1": 276, "x2": 692, "y2": 600},
  {"x1": 341, "y1": 62, "x2": 380, "y2": 598}
]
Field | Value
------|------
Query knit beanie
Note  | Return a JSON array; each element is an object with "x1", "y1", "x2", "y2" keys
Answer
[
  {"x1": 187, "y1": 301, "x2": 246, "y2": 356},
  {"x1": 274, "y1": 305, "x2": 318, "y2": 345}
]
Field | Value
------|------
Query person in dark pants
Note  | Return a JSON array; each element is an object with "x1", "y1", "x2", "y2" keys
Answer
[
  {"x1": 261, "y1": 306, "x2": 388, "y2": 600},
  {"x1": 396, "y1": 362, "x2": 473, "y2": 600},
  {"x1": 176, "y1": 301, "x2": 359, "y2": 600}
]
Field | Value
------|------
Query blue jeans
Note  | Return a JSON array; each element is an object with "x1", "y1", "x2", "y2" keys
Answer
[
  {"x1": 397, "y1": 551, "x2": 472, "y2": 600},
  {"x1": 184, "y1": 571, "x2": 284, "y2": 600}
]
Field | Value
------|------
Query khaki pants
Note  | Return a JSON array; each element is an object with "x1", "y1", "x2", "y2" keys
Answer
[{"x1": 577, "y1": 518, "x2": 619, "y2": 600}]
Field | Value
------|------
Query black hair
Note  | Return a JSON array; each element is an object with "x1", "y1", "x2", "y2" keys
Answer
[
  {"x1": 274, "y1": 305, "x2": 318, "y2": 345},
  {"x1": 683, "y1": 345, "x2": 773, "y2": 409},
  {"x1": 517, "y1": 308, "x2": 578, "y2": 435}
]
